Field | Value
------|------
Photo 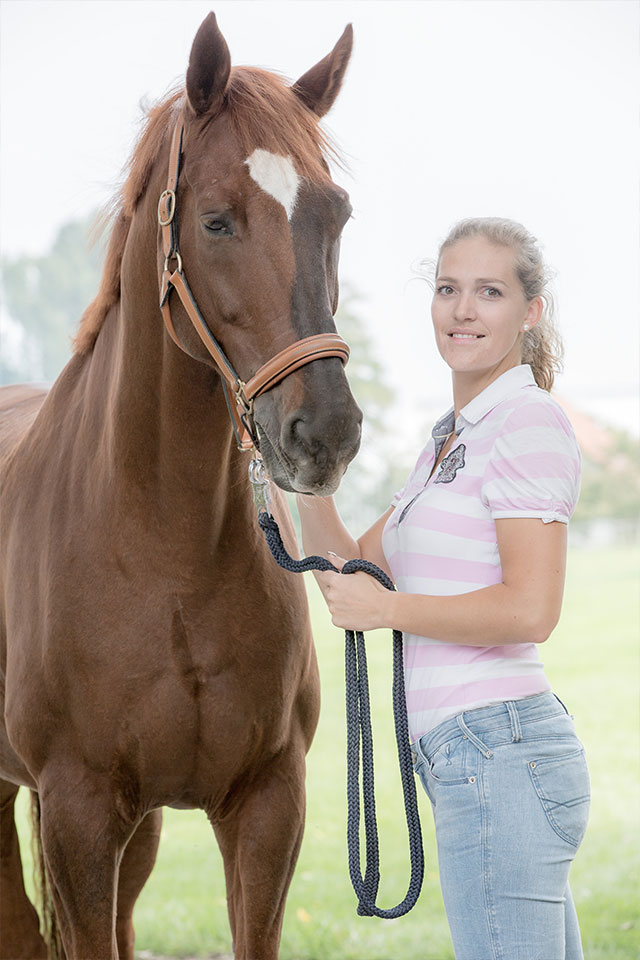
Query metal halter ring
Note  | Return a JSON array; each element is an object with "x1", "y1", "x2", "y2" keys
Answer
[
  {"x1": 163, "y1": 251, "x2": 183, "y2": 275},
  {"x1": 158, "y1": 189, "x2": 176, "y2": 226}
]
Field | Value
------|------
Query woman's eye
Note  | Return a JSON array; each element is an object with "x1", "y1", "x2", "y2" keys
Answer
[
  {"x1": 484, "y1": 287, "x2": 501, "y2": 297},
  {"x1": 436, "y1": 285, "x2": 454, "y2": 295},
  {"x1": 201, "y1": 216, "x2": 234, "y2": 237}
]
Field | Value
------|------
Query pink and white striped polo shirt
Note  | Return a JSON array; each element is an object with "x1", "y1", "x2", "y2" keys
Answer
[{"x1": 381, "y1": 364, "x2": 581, "y2": 742}]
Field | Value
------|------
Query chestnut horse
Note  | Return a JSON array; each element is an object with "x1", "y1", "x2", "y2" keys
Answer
[{"x1": 0, "y1": 13, "x2": 361, "y2": 959}]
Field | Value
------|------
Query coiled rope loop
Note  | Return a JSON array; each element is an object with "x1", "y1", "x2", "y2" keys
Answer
[{"x1": 257, "y1": 511, "x2": 424, "y2": 919}]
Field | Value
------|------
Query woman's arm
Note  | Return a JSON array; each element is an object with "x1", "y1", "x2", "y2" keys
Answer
[
  {"x1": 296, "y1": 494, "x2": 395, "y2": 595},
  {"x1": 324, "y1": 517, "x2": 568, "y2": 646}
]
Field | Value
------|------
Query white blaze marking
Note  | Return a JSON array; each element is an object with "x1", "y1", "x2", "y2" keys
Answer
[{"x1": 245, "y1": 149, "x2": 300, "y2": 220}]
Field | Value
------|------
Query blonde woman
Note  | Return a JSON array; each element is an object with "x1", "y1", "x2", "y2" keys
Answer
[{"x1": 297, "y1": 218, "x2": 590, "y2": 960}]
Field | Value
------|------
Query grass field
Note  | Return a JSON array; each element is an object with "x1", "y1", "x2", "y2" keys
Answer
[{"x1": 16, "y1": 545, "x2": 639, "y2": 959}]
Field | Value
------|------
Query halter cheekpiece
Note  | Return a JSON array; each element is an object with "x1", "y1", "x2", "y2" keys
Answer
[{"x1": 158, "y1": 119, "x2": 350, "y2": 451}]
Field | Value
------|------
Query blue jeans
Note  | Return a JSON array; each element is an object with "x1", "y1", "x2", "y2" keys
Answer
[{"x1": 412, "y1": 691, "x2": 590, "y2": 960}]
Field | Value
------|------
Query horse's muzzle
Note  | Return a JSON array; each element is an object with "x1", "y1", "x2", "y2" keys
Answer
[{"x1": 257, "y1": 398, "x2": 362, "y2": 495}]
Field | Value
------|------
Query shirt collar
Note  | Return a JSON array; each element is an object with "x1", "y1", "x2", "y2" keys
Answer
[
  {"x1": 457, "y1": 364, "x2": 537, "y2": 428},
  {"x1": 431, "y1": 364, "x2": 537, "y2": 441}
]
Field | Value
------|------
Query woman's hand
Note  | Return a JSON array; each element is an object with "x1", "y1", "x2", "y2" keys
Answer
[{"x1": 323, "y1": 553, "x2": 393, "y2": 631}]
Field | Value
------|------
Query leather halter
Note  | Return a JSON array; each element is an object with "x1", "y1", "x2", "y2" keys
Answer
[{"x1": 158, "y1": 120, "x2": 350, "y2": 451}]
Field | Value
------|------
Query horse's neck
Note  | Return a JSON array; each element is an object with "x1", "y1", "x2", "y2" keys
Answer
[{"x1": 84, "y1": 216, "x2": 247, "y2": 537}]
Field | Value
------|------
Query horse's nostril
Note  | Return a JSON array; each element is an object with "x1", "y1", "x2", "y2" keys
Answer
[
  {"x1": 291, "y1": 417, "x2": 308, "y2": 447},
  {"x1": 284, "y1": 414, "x2": 323, "y2": 464},
  {"x1": 280, "y1": 403, "x2": 361, "y2": 483}
]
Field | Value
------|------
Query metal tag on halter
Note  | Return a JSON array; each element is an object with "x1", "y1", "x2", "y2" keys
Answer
[{"x1": 248, "y1": 457, "x2": 272, "y2": 515}]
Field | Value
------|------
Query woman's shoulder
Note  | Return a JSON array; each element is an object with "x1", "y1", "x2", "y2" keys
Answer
[{"x1": 490, "y1": 385, "x2": 578, "y2": 442}]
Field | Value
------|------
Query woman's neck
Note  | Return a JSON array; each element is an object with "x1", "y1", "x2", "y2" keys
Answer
[{"x1": 452, "y1": 359, "x2": 521, "y2": 419}]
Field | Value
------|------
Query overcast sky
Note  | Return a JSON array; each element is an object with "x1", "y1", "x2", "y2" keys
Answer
[{"x1": 1, "y1": 0, "x2": 638, "y2": 435}]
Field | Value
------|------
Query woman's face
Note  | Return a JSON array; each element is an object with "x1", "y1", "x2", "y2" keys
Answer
[{"x1": 431, "y1": 235, "x2": 541, "y2": 383}]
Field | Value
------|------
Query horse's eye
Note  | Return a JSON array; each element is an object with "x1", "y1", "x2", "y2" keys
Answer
[{"x1": 201, "y1": 216, "x2": 234, "y2": 237}]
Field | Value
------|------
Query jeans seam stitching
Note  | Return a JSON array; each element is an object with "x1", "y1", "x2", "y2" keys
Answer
[{"x1": 480, "y1": 763, "x2": 503, "y2": 960}]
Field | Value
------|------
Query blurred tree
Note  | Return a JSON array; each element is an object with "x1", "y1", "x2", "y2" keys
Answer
[
  {"x1": 1, "y1": 215, "x2": 105, "y2": 384},
  {"x1": 555, "y1": 397, "x2": 640, "y2": 544},
  {"x1": 330, "y1": 288, "x2": 412, "y2": 533},
  {"x1": 0, "y1": 327, "x2": 28, "y2": 384},
  {"x1": 572, "y1": 427, "x2": 640, "y2": 543},
  {"x1": 333, "y1": 289, "x2": 394, "y2": 450}
]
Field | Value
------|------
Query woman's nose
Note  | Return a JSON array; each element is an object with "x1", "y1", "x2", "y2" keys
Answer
[{"x1": 453, "y1": 292, "x2": 477, "y2": 321}]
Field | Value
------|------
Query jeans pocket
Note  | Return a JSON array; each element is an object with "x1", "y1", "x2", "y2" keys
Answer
[
  {"x1": 528, "y1": 746, "x2": 591, "y2": 847},
  {"x1": 427, "y1": 736, "x2": 471, "y2": 786}
]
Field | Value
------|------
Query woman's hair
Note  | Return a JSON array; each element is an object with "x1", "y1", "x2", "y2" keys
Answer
[{"x1": 422, "y1": 216, "x2": 563, "y2": 392}]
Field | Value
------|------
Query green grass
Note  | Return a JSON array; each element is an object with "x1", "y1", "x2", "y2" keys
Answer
[{"x1": 15, "y1": 545, "x2": 639, "y2": 959}]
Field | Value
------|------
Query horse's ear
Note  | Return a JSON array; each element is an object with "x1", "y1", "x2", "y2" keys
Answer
[
  {"x1": 186, "y1": 12, "x2": 231, "y2": 118},
  {"x1": 292, "y1": 24, "x2": 353, "y2": 118}
]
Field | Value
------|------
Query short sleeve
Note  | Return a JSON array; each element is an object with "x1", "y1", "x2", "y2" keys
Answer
[{"x1": 481, "y1": 400, "x2": 582, "y2": 524}]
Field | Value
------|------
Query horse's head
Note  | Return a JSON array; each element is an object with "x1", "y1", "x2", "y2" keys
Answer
[{"x1": 161, "y1": 12, "x2": 362, "y2": 495}]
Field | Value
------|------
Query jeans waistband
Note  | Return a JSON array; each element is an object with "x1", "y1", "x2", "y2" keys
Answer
[{"x1": 415, "y1": 691, "x2": 570, "y2": 761}]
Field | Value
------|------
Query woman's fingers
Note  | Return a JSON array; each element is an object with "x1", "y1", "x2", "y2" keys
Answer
[{"x1": 327, "y1": 550, "x2": 346, "y2": 571}]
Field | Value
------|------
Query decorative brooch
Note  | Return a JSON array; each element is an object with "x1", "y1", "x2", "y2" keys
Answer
[{"x1": 434, "y1": 443, "x2": 466, "y2": 484}]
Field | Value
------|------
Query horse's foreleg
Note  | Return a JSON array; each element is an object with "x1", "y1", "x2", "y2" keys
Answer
[
  {"x1": 38, "y1": 771, "x2": 128, "y2": 960},
  {"x1": 115, "y1": 808, "x2": 162, "y2": 960},
  {"x1": 212, "y1": 744, "x2": 307, "y2": 960},
  {"x1": 0, "y1": 781, "x2": 47, "y2": 959}
]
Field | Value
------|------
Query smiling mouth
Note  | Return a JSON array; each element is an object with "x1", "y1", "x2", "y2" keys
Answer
[{"x1": 448, "y1": 332, "x2": 485, "y2": 340}]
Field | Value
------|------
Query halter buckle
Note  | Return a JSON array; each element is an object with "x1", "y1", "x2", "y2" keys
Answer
[{"x1": 158, "y1": 189, "x2": 176, "y2": 226}]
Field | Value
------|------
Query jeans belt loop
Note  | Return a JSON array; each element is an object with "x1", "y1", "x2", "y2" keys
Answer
[
  {"x1": 456, "y1": 713, "x2": 493, "y2": 759},
  {"x1": 505, "y1": 700, "x2": 522, "y2": 742},
  {"x1": 412, "y1": 734, "x2": 428, "y2": 767}
]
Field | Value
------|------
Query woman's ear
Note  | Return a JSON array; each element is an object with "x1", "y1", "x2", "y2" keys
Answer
[{"x1": 523, "y1": 296, "x2": 544, "y2": 331}]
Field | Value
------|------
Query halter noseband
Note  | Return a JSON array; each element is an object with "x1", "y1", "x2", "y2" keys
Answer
[{"x1": 158, "y1": 120, "x2": 350, "y2": 452}]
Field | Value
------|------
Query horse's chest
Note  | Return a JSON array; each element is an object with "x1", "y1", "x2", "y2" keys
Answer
[{"x1": 134, "y1": 601, "x2": 310, "y2": 788}]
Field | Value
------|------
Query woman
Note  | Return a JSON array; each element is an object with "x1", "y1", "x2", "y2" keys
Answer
[{"x1": 296, "y1": 217, "x2": 590, "y2": 960}]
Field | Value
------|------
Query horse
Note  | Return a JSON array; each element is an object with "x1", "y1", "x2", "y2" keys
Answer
[{"x1": 0, "y1": 12, "x2": 361, "y2": 959}]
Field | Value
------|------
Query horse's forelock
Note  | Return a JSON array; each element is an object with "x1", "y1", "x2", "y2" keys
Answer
[{"x1": 75, "y1": 68, "x2": 340, "y2": 355}]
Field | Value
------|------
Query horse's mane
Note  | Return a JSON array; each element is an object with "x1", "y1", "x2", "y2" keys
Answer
[{"x1": 75, "y1": 67, "x2": 340, "y2": 354}]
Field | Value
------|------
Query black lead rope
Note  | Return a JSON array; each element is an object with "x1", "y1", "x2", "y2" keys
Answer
[{"x1": 257, "y1": 511, "x2": 424, "y2": 919}]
